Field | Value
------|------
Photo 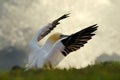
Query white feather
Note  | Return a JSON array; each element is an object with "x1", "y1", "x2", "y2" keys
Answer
[{"x1": 45, "y1": 40, "x2": 65, "y2": 67}]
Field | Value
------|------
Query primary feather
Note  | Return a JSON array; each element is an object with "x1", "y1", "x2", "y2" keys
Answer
[{"x1": 61, "y1": 24, "x2": 98, "y2": 56}]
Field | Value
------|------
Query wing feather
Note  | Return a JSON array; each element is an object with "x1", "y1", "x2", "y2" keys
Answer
[
  {"x1": 61, "y1": 24, "x2": 98, "y2": 56},
  {"x1": 37, "y1": 13, "x2": 70, "y2": 41}
]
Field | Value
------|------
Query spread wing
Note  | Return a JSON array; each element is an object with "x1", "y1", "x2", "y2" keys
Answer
[
  {"x1": 46, "y1": 24, "x2": 98, "y2": 67},
  {"x1": 37, "y1": 13, "x2": 70, "y2": 41},
  {"x1": 61, "y1": 24, "x2": 98, "y2": 56},
  {"x1": 28, "y1": 14, "x2": 70, "y2": 69}
]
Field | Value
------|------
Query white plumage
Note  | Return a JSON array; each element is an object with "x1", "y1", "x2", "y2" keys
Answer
[{"x1": 25, "y1": 14, "x2": 98, "y2": 70}]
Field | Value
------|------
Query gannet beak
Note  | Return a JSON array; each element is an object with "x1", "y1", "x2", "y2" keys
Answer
[{"x1": 60, "y1": 34, "x2": 68, "y2": 38}]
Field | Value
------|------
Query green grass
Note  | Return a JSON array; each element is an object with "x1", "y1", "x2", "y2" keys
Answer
[{"x1": 0, "y1": 61, "x2": 120, "y2": 80}]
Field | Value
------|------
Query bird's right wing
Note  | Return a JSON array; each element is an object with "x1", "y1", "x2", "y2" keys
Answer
[
  {"x1": 37, "y1": 13, "x2": 70, "y2": 41},
  {"x1": 29, "y1": 13, "x2": 70, "y2": 49}
]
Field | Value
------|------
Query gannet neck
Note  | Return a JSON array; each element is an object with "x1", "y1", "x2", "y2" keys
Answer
[{"x1": 41, "y1": 40, "x2": 54, "y2": 52}]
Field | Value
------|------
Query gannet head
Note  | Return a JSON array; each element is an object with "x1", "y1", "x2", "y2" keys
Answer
[{"x1": 48, "y1": 33, "x2": 68, "y2": 44}]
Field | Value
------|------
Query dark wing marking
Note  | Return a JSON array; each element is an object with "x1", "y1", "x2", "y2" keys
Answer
[
  {"x1": 61, "y1": 24, "x2": 98, "y2": 56},
  {"x1": 37, "y1": 13, "x2": 70, "y2": 41}
]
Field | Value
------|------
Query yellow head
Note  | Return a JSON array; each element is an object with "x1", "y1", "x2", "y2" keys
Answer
[{"x1": 48, "y1": 33, "x2": 67, "y2": 44}]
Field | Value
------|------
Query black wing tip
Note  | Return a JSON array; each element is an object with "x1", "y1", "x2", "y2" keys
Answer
[
  {"x1": 91, "y1": 24, "x2": 99, "y2": 29},
  {"x1": 64, "y1": 13, "x2": 71, "y2": 17},
  {"x1": 92, "y1": 24, "x2": 97, "y2": 26},
  {"x1": 52, "y1": 13, "x2": 70, "y2": 26},
  {"x1": 61, "y1": 24, "x2": 99, "y2": 56},
  {"x1": 58, "y1": 13, "x2": 70, "y2": 20},
  {"x1": 77, "y1": 24, "x2": 98, "y2": 35},
  {"x1": 86, "y1": 24, "x2": 99, "y2": 33}
]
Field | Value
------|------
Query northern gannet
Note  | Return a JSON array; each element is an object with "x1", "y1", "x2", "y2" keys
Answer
[{"x1": 25, "y1": 14, "x2": 98, "y2": 70}]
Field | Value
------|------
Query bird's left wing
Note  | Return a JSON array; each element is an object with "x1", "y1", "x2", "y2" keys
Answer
[
  {"x1": 46, "y1": 24, "x2": 98, "y2": 67},
  {"x1": 61, "y1": 24, "x2": 98, "y2": 56},
  {"x1": 37, "y1": 13, "x2": 70, "y2": 41}
]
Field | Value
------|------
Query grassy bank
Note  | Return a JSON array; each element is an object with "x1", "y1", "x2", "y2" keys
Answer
[{"x1": 0, "y1": 61, "x2": 120, "y2": 80}]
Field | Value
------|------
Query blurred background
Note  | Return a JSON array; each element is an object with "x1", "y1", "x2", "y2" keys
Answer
[{"x1": 0, "y1": 0, "x2": 120, "y2": 70}]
